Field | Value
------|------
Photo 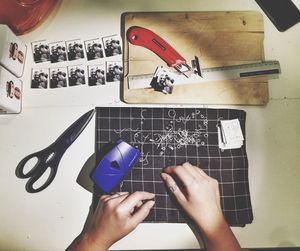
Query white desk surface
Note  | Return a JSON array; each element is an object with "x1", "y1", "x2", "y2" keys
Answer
[{"x1": 0, "y1": 0, "x2": 300, "y2": 250}]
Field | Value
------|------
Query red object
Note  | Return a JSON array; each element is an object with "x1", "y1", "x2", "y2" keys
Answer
[
  {"x1": 0, "y1": 0, "x2": 61, "y2": 35},
  {"x1": 127, "y1": 26, "x2": 187, "y2": 68}
]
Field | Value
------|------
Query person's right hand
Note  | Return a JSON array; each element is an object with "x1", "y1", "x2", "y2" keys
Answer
[
  {"x1": 161, "y1": 162, "x2": 223, "y2": 233},
  {"x1": 161, "y1": 163, "x2": 241, "y2": 251}
]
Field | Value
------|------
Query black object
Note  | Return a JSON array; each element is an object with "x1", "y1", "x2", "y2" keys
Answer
[
  {"x1": 255, "y1": 0, "x2": 300, "y2": 31},
  {"x1": 16, "y1": 109, "x2": 95, "y2": 193},
  {"x1": 95, "y1": 107, "x2": 253, "y2": 226}
]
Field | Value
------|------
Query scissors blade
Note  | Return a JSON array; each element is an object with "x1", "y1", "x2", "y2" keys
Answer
[{"x1": 55, "y1": 109, "x2": 95, "y2": 148}]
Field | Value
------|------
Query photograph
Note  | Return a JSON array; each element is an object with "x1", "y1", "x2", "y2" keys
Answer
[
  {"x1": 84, "y1": 38, "x2": 104, "y2": 61},
  {"x1": 150, "y1": 66, "x2": 175, "y2": 94},
  {"x1": 68, "y1": 65, "x2": 86, "y2": 86},
  {"x1": 31, "y1": 40, "x2": 50, "y2": 63},
  {"x1": 49, "y1": 41, "x2": 67, "y2": 63},
  {"x1": 9, "y1": 42, "x2": 25, "y2": 64},
  {"x1": 49, "y1": 67, "x2": 68, "y2": 88},
  {"x1": 6, "y1": 80, "x2": 21, "y2": 100},
  {"x1": 31, "y1": 68, "x2": 49, "y2": 89},
  {"x1": 106, "y1": 61, "x2": 123, "y2": 82},
  {"x1": 66, "y1": 39, "x2": 85, "y2": 61},
  {"x1": 102, "y1": 35, "x2": 122, "y2": 57},
  {"x1": 88, "y1": 65, "x2": 105, "y2": 86}
]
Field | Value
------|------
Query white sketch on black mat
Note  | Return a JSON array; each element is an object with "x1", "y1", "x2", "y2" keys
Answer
[{"x1": 114, "y1": 108, "x2": 208, "y2": 166}]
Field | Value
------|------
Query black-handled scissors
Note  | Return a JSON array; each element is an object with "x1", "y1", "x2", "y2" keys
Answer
[{"x1": 15, "y1": 109, "x2": 95, "y2": 193}]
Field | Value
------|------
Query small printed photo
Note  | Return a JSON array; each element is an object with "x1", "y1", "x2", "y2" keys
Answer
[
  {"x1": 88, "y1": 65, "x2": 105, "y2": 86},
  {"x1": 85, "y1": 38, "x2": 104, "y2": 61},
  {"x1": 150, "y1": 66, "x2": 175, "y2": 95},
  {"x1": 49, "y1": 67, "x2": 68, "y2": 88},
  {"x1": 31, "y1": 40, "x2": 50, "y2": 63},
  {"x1": 9, "y1": 42, "x2": 25, "y2": 64},
  {"x1": 6, "y1": 80, "x2": 21, "y2": 100},
  {"x1": 49, "y1": 41, "x2": 67, "y2": 63},
  {"x1": 66, "y1": 39, "x2": 85, "y2": 61},
  {"x1": 102, "y1": 35, "x2": 122, "y2": 57},
  {"x1": 68, "y1": 65, "x2": 86, "y2": 86},
  {"x1": 106, "y1": 61, "x2": 123, "y2": 82},
  {"x1": 31, "y1": 68, "x2": 49, "y2": 89}
]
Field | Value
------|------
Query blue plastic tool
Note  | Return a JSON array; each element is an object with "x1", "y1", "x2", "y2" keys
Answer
[{"x1": 92, "y1": 139, "x2": 141, "y2": 193}]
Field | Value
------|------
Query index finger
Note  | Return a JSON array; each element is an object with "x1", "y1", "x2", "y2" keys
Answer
[
  {"x1": 120, "y1": 191, "x2": 155, "y2": 212},
  {"x1": 163, "y1": 165, "x2": 195, "y2": 188}
]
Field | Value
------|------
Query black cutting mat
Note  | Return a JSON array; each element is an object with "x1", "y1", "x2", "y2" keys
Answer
[{"x1": 95, "y1": 107, "x2": 253, "y2": 226}]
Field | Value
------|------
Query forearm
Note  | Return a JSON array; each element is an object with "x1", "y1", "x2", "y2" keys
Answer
[
  {"x1": 66, "y1": 233, "x2": 108, "y2": 251},
  {"x1": 196, "y1": 216, "x2": 241, "y2": 251}
]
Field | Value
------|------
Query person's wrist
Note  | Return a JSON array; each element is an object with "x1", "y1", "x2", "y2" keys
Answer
[
  {"x1": 80, "y1": 232, "x2": 110, "y2": 251},
  {"x1": 194, "y1": 210, "x2": 226, "y2": 238}
]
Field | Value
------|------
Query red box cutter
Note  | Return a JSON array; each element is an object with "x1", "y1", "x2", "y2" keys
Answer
[{"x1": 127, "y1": 26, "x2": 193, "y2": 77}]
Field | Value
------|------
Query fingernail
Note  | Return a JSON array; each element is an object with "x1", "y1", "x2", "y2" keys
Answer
[
  {"x1": 148, "y1": 200, "x2": 155, "y2": 208},
  {"x1": 160, "y1": 172, "x2": 167, "y2": 180}
]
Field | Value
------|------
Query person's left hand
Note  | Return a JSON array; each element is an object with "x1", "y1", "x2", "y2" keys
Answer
[{"x1": 69, "y1": 191, "x2": 155, "y2": 251}]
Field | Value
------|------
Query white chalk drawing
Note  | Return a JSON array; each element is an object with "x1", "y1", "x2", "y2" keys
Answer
[{"x1": 114, "y1": 109, "x2": 210, "y2": 165}]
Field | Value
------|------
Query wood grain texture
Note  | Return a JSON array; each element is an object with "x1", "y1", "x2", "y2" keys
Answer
[{"x1": 122, "y1": 11, "x2": 269, "y2": 105}]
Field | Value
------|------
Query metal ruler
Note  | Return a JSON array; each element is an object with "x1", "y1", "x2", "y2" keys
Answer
[{"x1": 127, "y1": 60, "x2": 281, "y2": 89}]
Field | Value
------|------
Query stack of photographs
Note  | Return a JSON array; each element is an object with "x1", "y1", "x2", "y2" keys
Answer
[{"x1": 31, "y1": 35, "x2": 123, "y2": 89}]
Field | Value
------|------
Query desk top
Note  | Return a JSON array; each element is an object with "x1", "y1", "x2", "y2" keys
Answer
[{"x1": 0, "y1": 0, "x2": 300, "y2": 250}]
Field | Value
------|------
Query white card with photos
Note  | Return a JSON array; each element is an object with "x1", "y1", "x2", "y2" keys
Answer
[
  {"x1": 0, "y1": 24, "x2": 27, "y2": 78},
  {"x1": 0, "y1": 66, "x2": 22, "y2": 114},
  {"x1": 30, "y1": 35, "x2": 123, "y2": 89}
]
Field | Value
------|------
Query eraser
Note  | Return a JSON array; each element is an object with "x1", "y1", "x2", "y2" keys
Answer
[
  {"x1": 0, "y1": 24, "x2": 27, "y2": 78},
  {"x1": 92, "y1": 139, "x2": 140, "y2": 193},
  {"x1": 0, "y1": 66, "x2": 22, "y2": 114}
]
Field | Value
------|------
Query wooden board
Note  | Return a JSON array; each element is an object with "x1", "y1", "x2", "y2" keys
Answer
[{"x1": 121, "y1": 11, "x2": 269, "y2": 105}]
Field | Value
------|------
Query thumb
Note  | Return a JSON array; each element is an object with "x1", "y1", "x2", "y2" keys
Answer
[{"x1": 131, "y1": 200, "x2": 155, "y2": 226}]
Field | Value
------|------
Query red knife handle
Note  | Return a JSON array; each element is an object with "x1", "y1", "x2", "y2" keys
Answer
[{"x1": 127, "y1": 26, "x2": 186, "y2": 67}]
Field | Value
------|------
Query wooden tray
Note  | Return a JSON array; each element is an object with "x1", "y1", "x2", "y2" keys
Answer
[{"x1": 121, "y1": 11, "x2": 268, "y2": 105}]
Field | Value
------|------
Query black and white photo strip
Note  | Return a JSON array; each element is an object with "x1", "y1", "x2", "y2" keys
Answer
[
  {"x1": 31, "y1": 68, "x2": 49, "y2": 89},
  {"x1": 68, "y1": 65, "x2": 86, "y2": 86},
  {"x1": 30, "y1": 62, "x2": 122, "y2": 89},
  {"x1": 49, "y1": 41, "x2": 67, "y2": 63},
  {"x1": 50, "y1": 67, "x2": 68, "y2": 88},
  {"x1": 88, "y1": 65, "x2": 105, "y2": 86},
  {"x1": 66, "y1": 39, "x2": 85, "y2": 61},
  {"x1": 102, "y1": 35, "x2": 122, "y2": 57},
  {"x1": 85, "y1": 38, "x2": 104, "y2": 61},
  {"x1": 31, "y1": 40, "x2": 50, "y2": 63},
  {"x1": 106, "y1": 61, "x2": 123, "y2": 82},
  {"x1": 31, "y1": 35, "x2": 122, "y2": 65}
]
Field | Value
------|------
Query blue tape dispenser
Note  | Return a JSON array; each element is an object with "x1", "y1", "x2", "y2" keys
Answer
[{"x1": 91, "y1": 139, "x2": 141, "y2": 193}]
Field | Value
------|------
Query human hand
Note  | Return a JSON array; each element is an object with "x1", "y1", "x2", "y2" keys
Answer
[
  {"x1": 161, "y1": 163, "x2": 224, "y2": 234},
  {"x1": 161, "y1": 163, "x2": 241, "y2": 251},
  {"x1": 69, "y1": 191, "x2": 155, "y2": 251}
]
